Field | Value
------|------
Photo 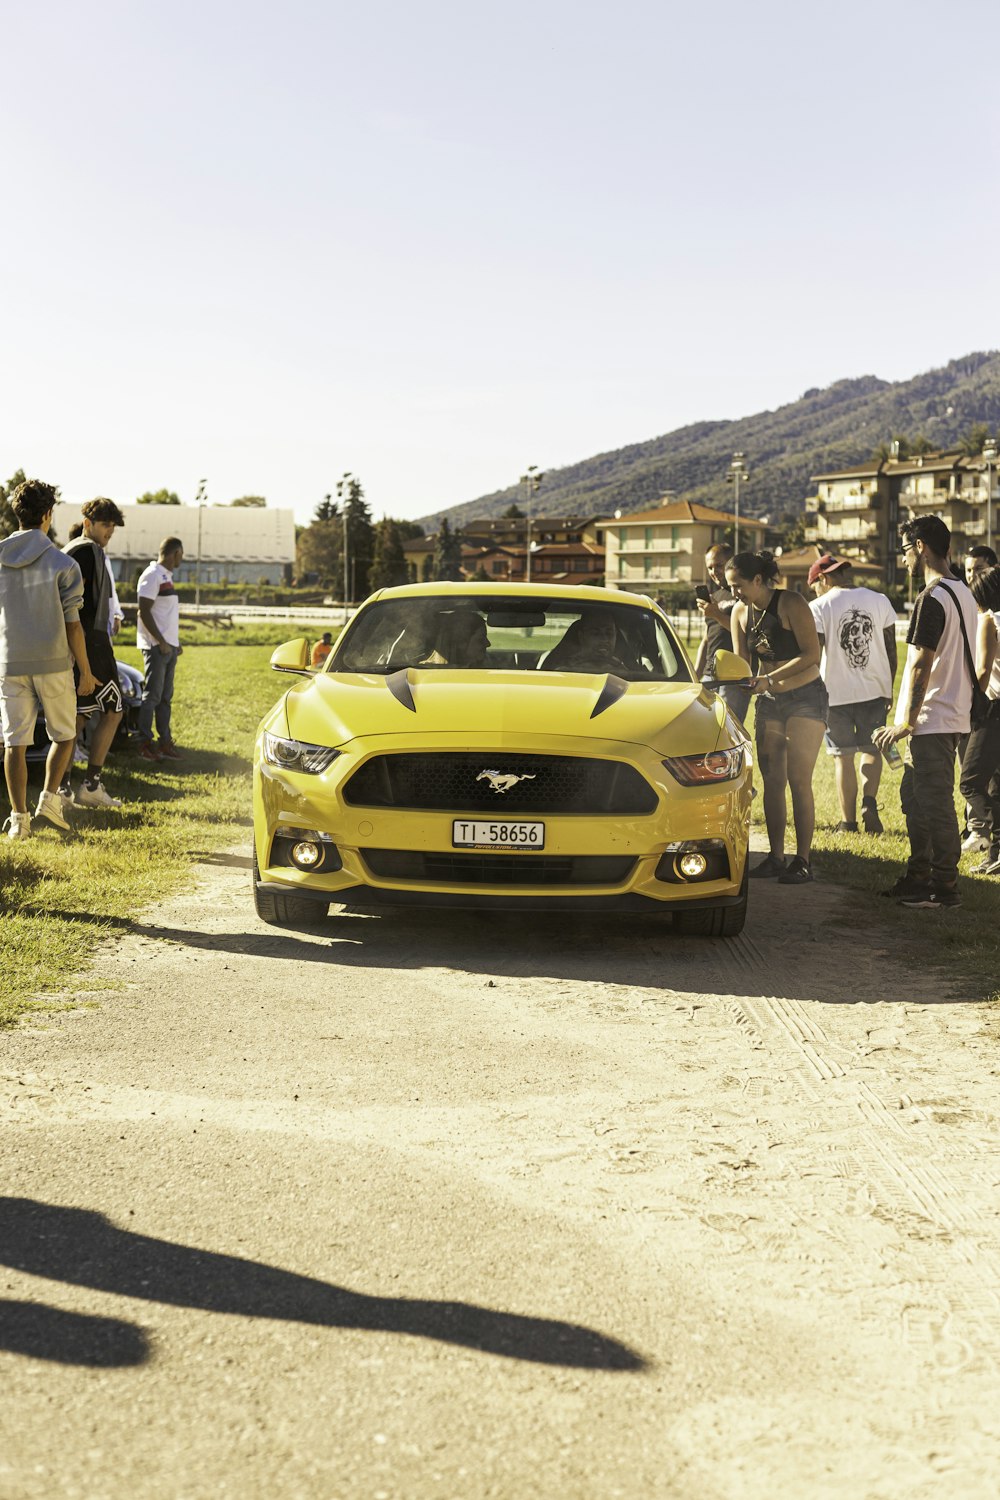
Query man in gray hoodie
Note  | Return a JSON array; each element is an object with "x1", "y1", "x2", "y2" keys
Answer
[{"x1": 0, "y1": 479, "x2": 98, "y2": 838}]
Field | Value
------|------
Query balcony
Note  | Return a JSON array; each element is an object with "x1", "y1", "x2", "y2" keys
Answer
[
  {"x1": 825, "y1": 492, "x2": 876, "y2": 513},
  {"x1": 803, "y1": 526, "x2": 819, "y2": 543}
]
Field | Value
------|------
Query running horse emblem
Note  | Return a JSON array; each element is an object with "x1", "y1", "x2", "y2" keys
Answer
[{"x1": 476, "y1": 769, "x2": 537, "y2": 795}]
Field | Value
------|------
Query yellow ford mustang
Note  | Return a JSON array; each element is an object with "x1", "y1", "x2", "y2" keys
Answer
[{"x1": 252, "y1": 582, "x2": 752, "y2": 936}]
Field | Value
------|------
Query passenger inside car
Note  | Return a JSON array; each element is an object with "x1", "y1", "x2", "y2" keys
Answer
[{"x1": 420, "y1": 610, "x2": 490, "y2": 668}]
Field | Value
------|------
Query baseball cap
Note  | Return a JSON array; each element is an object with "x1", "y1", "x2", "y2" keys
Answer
[{"x1": 807, "y1": 554, "x2": 850, "y2": 587}]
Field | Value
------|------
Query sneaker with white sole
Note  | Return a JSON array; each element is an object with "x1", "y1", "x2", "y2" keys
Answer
[
  {"x1": 961, "y1": 831, "x2": 991, "y2": 854},
  {"x1": 3, "y1": 812, "x2": 32, "y2": 840},
  {"x1": 75, "y1": 781, "x2": 123, "y2": 809},
  {"x1": 35, "y1": 789, "x2": 73, "y2": 833}
]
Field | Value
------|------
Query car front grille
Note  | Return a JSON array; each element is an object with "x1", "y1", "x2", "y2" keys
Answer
[
  {"x1": 343, "y1": 753, "x2": 657, "y2": 814},
  {"x1": 360, "y1": 850, "x2": 637, "y2": 886}
]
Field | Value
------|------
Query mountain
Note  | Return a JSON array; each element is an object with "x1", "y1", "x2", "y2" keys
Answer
[{"x1": 423, "y1": 351, "x2": 1000, "y2": 529}]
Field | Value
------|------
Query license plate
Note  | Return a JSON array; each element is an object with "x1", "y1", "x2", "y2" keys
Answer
[{"x1": 452, "y1": 819, "x2": 545, "y2": 850}]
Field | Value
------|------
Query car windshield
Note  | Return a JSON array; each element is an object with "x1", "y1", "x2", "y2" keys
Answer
[{"x1": 331, "y1": 596, "x2": 691, "y2": 682}]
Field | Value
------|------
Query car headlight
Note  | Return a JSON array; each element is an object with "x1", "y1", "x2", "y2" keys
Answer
[
  {"x1": 662, "y1": 746, "x2": 745, "y2": 786},
  {"x1": 261, "y1": 733, "x2": 340, "y2": 775}
]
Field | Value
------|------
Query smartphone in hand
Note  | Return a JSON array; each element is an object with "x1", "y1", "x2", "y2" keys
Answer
[{"x1": 695, "y1": 585, "x2": 711, "y2": 602}]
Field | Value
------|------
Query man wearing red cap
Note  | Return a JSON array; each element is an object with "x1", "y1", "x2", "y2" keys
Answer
[{"x1": 809, "y1": 554, "x2": 898, "y2": 833}]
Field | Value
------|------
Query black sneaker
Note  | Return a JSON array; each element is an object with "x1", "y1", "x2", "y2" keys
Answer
[
  {"x1": 861, "y1": 799, "x2": 884, "y2": 835},
  {"x1": 777, "y1": 855, "x2": 814, "y2": 884},
  {"x1": 881, "y1": 875, "x2": 931, "y2": 899},
  {"x1": 837, "y1": 821, "x2": 859, "y2": 833},
  {"x1": 899, "y1": 886, "x2": 962, "y2": 910},
  {"x1": 750, "y1": 853, "x2": 787, "y2": 879}
]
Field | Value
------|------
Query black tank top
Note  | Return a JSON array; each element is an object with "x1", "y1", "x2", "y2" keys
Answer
[{"x1": 746, "y1": 591, "x2": 799, "y2": 662}]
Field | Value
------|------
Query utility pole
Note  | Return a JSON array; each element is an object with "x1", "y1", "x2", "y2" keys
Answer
[
  {"x1": 725, "y1": 453, "x2": 749, "y2": 555},
  {"x1": 336, "y1": 472, "x2": 353, "y2": 620},
  {"x1": 194, "y1": 477, "x2": 207, "y2": 608},
  {"x1": 519, "y1": 465, "x2": 544, "y2": 584},
  {"x1": 984, "y1": 437, "x2": 997, "y2": 555}
]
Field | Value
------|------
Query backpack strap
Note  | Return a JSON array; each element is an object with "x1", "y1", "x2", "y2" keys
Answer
[{"x1": 931, "y1": 579, "x2": 979, "y2": 690}]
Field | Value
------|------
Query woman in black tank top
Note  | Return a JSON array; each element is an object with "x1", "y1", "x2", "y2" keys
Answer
[{"x1": 725, "y1": 550, "x2": 828, "y2": 885}]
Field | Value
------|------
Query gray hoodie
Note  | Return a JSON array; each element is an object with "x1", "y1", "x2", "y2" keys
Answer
[{"x1": 0, "y1": 529, "x2": 84, "y2": 676}]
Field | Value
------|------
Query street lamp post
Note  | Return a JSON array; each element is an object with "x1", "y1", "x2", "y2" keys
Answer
[
  {"x1": 194, "y1": 478, "x2": 207, "y2": 608},
  {"x1": 519, "y1": 465, "x2": 544, "y2": 583},
  {"x1": 983, "y1": 438, "x2": 998, "y2": 554},
  {"x1": 725, "y1": 453, "x2": 749, "y2": 555}
]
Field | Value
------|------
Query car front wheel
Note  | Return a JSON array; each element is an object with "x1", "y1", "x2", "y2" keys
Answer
[
  {"x1": 672, "y1": 862, "x2": 748, "y2": 938},
  {"x1": 252, "y1": 852, "x2": 327, "y2": 928}
]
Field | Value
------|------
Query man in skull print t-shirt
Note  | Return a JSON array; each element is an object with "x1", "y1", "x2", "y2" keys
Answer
[{"x1": 809, "y1": 555, "x2": 898, "y2": 834}]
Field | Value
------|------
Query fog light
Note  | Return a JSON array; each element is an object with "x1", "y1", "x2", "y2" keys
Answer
[
  {"x1": 291, "y1": 840, "x2": 322, "y2": 868},
  {"x1": 678, "y1": 852, "x2": 708, "y2": 878}
]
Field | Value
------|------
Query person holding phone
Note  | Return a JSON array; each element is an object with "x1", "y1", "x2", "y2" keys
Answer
[{"x1": 693, "y1": 543, "x2": 750, "y2": 724}]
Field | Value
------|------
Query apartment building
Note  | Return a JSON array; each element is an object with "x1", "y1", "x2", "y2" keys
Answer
[
  {"x1": 807, "y1": 447, "x2": 997, "y2": 586},
  {"x1": 604, "y1": 499, "x2": 766, "y2": 595}
]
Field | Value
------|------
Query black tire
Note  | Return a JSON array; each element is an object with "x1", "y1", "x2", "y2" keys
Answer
[
  {"x1": 252, "y1": 853, "x2": 327, "y2": 928},
  {"x1": 672, "y1": 861, "x2": 748, "y2": 938}
]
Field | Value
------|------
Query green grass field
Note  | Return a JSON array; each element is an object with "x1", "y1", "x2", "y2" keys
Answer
[{"x1": 1, "y1": 632, "x2": 996, "y2": 1029}]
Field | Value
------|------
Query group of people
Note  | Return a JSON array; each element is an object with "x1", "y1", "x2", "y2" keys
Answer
[
  {"x1": 696, "y1": 524, "x2": 1000, "y2": 907},
  {"x1": 0, "y1": 479, "x2": 186, "y2": 839}
]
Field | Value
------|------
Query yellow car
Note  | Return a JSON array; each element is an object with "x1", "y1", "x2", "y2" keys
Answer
[{"x1": 252, "y1": 582, "x2": 752, "y2": 936}]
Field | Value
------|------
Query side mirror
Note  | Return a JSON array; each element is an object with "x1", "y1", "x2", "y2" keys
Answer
[
  {"x1": 712, "y1": 649, "x2": 753, "y2": 682},
  {"x1": 270, "y1": 638, "x2": 311, "y2": 675}
]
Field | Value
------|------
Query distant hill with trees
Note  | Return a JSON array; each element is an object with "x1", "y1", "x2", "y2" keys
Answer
[{"x1": 424, "y1": 351, "x2": 1000, "y2": 530}]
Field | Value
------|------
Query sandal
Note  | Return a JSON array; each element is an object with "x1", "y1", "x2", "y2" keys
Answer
[{"x1": 777, "y1": 855, "x2": 814, "y2": 885}]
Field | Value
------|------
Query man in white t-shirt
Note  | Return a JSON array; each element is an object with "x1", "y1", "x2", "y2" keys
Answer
[
  {"x1": 873, "y1": 516, "x2": 979, "y2": 909},
  {"x1": 136, "y1": 537, "x2": 184, "y2": 763},
  {"x1": 809, "y1": 555, "x2": 898, "y2": 835}
]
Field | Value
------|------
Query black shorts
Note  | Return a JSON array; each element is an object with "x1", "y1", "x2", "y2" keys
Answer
[
  {"x1": 825, "y1": 697, "x2": 890, "y2": 755},
  {"x1": 75, "y1": 631, "x2": 124, "y2": 717}
]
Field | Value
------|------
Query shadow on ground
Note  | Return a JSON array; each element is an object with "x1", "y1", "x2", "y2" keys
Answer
[{"x1": 0, "y1": 1199, "x2": 647, "y2": 1372}]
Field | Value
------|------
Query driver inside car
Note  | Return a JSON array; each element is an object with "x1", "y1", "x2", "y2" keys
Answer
[{"x1": 543, "y1": 613, "x2": 630, "y2": 674}]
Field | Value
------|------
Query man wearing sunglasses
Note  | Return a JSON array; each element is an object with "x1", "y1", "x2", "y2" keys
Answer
[{"x1": 873, "y1": 516, "x2": 979, "y2": 909}]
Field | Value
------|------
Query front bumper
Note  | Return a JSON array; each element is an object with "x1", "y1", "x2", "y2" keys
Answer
[{"x1": 252, "y1": 730, "x2": 751, "y2": 911}]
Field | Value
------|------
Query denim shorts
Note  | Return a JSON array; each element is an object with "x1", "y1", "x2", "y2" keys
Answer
[
  {"x1": 825, "y1": 696, "x2": 889, "y2": 755},
  {"x1": 755, "y1": 676, "x2": 829, "y2": 736}
]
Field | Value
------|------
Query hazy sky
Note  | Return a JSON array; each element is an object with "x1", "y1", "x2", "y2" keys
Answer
[{"x1": 3, "y1": 0, "x2": 997, "y2": 524}]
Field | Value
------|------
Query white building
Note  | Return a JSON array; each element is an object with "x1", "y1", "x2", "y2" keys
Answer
[{"x1": 58, "y1": 502, "x2": 296, "y2": 585}]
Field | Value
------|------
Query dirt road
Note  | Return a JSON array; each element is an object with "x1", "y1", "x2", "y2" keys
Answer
[{"x1": 3, "y1": 850, "x2": 1000, "y2": 1499}]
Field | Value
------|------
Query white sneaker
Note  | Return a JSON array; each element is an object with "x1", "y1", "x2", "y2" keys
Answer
[
  {"x1": 3, "y1": 812, "x2": 32, "y2": 840},
  {"x1": 35, "y1": 789, "x2": 73, "y2": 833},
  {"x1": 58, "y1": 785, "x2": 75, "y2": 813},
  {"x1": 962, "y1": 831, "x2": 990, "y2": 853},
  {"x1": 75, "y1": 781, "x2": 123, "y2": 809}
]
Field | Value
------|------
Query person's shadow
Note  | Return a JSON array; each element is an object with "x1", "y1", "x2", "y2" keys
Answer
[{"x1": 0, "y1": 1199, "x2": 646, "y2": 1371}]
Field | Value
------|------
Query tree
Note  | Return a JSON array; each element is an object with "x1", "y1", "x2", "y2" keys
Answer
[
  {"x1": 229, "y1": 495, "x2": 266, "y2": 507},
  {"x1": 395, "y1": 519, "x2": 425, "y2": 542},
  {"x1": 336, "y1": 472, "x2": 375, "y2": 600},
  {"x1": 137, "y1": 488, "x2": 181, "y2": 505},
  {"x1": 369, "y1": 517, "x2": 408, "y2": 590},
  {"x1": 960, "y1": 423, "x2": 992, "y2": 457},
  {"x1": 910, "y1": 433, "x2": 935, "y2": 455},
  {"x1": 296, "y1": 520, "x2": 342, "y2": 588},
  {"x1": 871, "y1": 436, "x2": 910, "y2": 464},
  {"x1": 433, "y1": 517, "x2": 464, "y2": 581},
  {"x1": 313, "y1": 493, "x2": 337, "y2": 523},
  {"x1": 503, "y1": 503, "x2": 525, "y2": 518},
  {"x1": 0, "y1": 467, "x2": 28, "y2": 538}
]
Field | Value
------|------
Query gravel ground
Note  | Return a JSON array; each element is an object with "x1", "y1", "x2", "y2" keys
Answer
[{"x1": 3, "y1": 847, "x2": 1000, "y2": 1499}]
